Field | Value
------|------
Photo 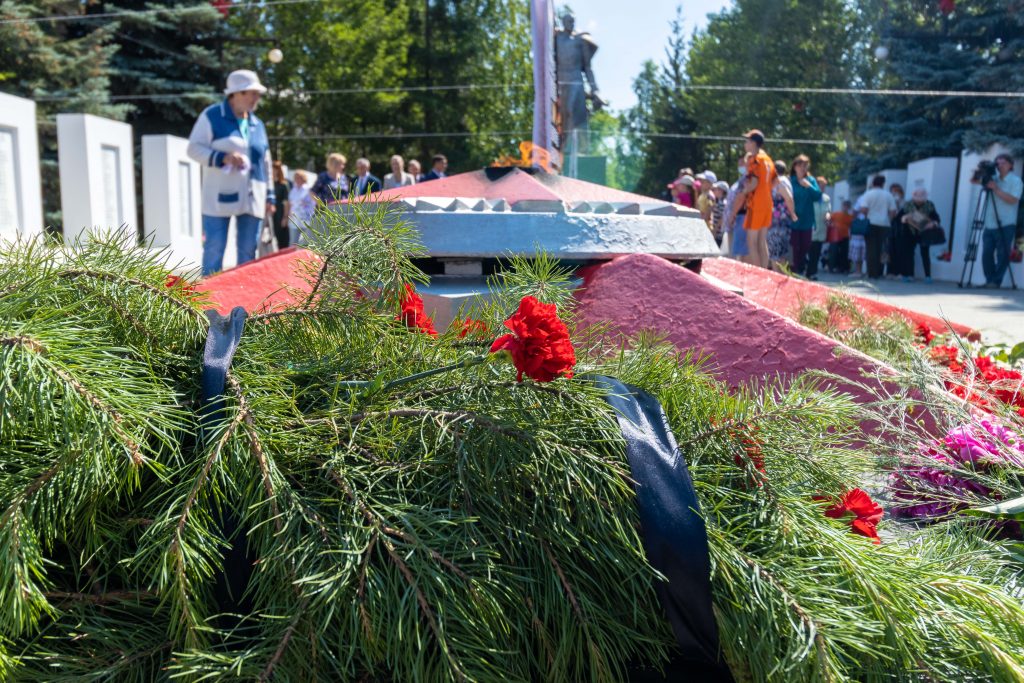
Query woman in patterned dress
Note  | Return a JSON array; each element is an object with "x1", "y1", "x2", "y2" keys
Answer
[{"x1": 767, "y1": 159, "x2": 797, "y2": 269}]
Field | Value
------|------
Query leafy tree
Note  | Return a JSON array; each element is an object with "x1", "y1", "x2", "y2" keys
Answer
[
  {"x1": 234, "y1": 0, "x2": 532, "y2": 175},
  {"x1": 683, "y1": 0, "x2": 865, "y2": 183},
  {"x1": 0, "y1": 1, "x2": 127, "y2": 231},
  {"x1": 625, "y1": 9, "x2": 704, "y2": 198}
]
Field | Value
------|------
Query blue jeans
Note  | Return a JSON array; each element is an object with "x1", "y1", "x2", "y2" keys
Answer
[
  {"x1": 202, "y1": 214, "x2": 262, "y2": 276},
  {"x1": 981, "y1": 226, "x2": 1015, "y2": 286}
]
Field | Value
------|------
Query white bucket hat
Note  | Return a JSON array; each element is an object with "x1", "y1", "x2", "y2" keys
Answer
[{"x1": 224, "y1": 69, "x2": 267, "y2": 95}]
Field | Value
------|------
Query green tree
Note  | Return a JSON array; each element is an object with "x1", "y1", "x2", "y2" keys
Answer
[
  {"x1": 684, "y1": 0, "x2": 865, "y2": 182},
  {"x1": 852, "y1": 0, "x2": 1024, "y2": 178},
  {"x1": 96, "y1": 0, "x2": 225, "y2": 140},
  {"x1": 235, "y1": 0, "x2": 532, "y2": 176},
  {"x1": 626, "y1": 9, "x2": 704, "y2": 198},
  {"x1": 0, "y1": 1, "x2": 127, "y2": 231}
]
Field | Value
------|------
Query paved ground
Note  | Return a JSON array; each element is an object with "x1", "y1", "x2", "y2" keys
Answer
[{"x1": 814, "y1": 272, "x2": 1024, "y2": 345}]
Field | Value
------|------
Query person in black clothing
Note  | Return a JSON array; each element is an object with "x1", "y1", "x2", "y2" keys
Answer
[
  {"x1": 421, "y1": 154, "x2": 448, "y2": 182},
  {"x1": 891, "y1": 187, "x2": 940, "y2": 282},
  {"x1": 271, "y1": 161, "x2": 292, "y2": 248},
  {"x1": 311, "y1": 152, "x2": 349, "y2": 203}
]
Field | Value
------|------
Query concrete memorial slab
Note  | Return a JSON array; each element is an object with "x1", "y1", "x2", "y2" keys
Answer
[
  {"x1": 57, "y1": 114, "x2": 137, "y2": 241},
  {"x1": 575, "y1": 253, "x2": 896, "y2": 402},
  {"x1": 335, "y1": 167, "x2": 720, "y2": 264},
  {"x1": 0, "y1": 92, "x2": 44, "y2": 242},
  {"x1": 831, "y1": 180, "x2": 851, "y2": 212},
  {"x1": 142, "y1": 135, "x2": 203, "y2": 269}
]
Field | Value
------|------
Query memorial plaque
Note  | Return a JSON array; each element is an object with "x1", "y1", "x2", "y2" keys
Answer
[
  {"x1": 0, "y1": 128, "x2": 19, "y2": 238},
  {"x1": 101, "y1": 144, "x2": 123, "y2": 228},
  {"x1": 178, "y1": 161, "x2": 194, "y2": 236}
]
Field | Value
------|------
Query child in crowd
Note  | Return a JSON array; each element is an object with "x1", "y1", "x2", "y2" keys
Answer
[
  {"x1": 288, "y1": 170, "x2": 317, "y2": 245},
  {"x1": 710, "y1": 180, "x2": 729, "y2": 246},
  {"x1": 828, "y1": 200, "x2": 853, "y2": 274},
  {"x1": 848, "y1": 203, "x2": 868, "y2": 277}
]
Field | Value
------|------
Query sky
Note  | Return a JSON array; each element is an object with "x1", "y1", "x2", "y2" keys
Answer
[{"x1": 575, "y1": 0, "x2": 733, "y2": 112}]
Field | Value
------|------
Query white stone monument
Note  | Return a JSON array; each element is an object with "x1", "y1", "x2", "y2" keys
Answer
[
  {"x1": 831, "y1": 180, "x2": 851, "y2": 212},
  {"x1": 942, "y1": 144, "x2": 1021, "y2": 287},
  {"x1": 57, "y1": 113, "x2": 137, "y2": 242},
  {"x1": 0, "y1": 92, "x2": 44, "y2": 242},
  {"x1": 864, "y1": 168, "x2": 907, "y2": 195},
  {"x1": 142, "y1": 135, "x2": 203, "y2": 270}
]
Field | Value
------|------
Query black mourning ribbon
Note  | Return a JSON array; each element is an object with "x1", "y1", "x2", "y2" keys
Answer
[
  {"x1": 201, "y1": 306, "x2": 255, "y2": 618},
  {"x1": 196, "y1": 314, "x2": 726, "y2": 675},
  {"x1": 593, "y1": 376, "x2": 731, "y2": 680}
]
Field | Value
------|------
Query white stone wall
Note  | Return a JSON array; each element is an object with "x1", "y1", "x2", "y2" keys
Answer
[
  {"x1": 0, "y1": 92, "x2": 44, "y2": 241},
  {"x1": 57, "y1": 113, "x2": 137, "y2": 242},
  {"x1": 142, "y1": 135, "x2": 203, "y2": 271}
]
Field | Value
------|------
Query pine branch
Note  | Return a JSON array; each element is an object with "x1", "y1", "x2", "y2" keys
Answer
[
  {"x1": 734, "y1": 551, "x2": 835, "y2": 683},
  {"x1": 348, "y1": 408, "x2": 530, "y2": 440},
  {"x1": 258, "y1": 597, "x2": 310, "y2": 682},
  {"x1": 54, "y1": 268, "x2": 206, "y2": 324},
  {"x1": 44, "y1": 590, "x2": 155, "y2": 605},
  {"x1": 227, "y1": 375, "x2": 279, "y2": 530},
  {"x1": 317, "y1": 459, "x2": 469, "y2": 681},
  {"x1": 1, "y1": 334, "x2": 46, "y2": 355}
]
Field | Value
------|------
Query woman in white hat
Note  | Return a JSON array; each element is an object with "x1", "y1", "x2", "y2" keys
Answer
[{"x1": 187, "y1": 69, "x2": 275, "y2": 276}]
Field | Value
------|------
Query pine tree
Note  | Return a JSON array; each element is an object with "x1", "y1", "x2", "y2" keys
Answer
[
  {"x1": 627, "y1": 8, "x2": 704, "y2": 198},
  {"x1": 852, "y1": 0, "x2": 1024, "y2": 178},
  {"x1": 93, "y1": 0, "x2": 225, "y2": 139},
  {"x1": 0, "y1": 1, "x2": 128, "y2": 231}
]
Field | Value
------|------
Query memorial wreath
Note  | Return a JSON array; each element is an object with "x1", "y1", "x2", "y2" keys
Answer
[{"x1": 2, "y1": 210, "x2": 1024, "y2": 681}]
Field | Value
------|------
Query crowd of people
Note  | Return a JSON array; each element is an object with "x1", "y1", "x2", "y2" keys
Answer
[
  {"x1": 271, "y1": 152, "x2": 450, "y2": 253},
  {"x1": 187, "y1": 69, "x2": 452, "y2": 275},
  {"x1": 668, "y1": 129, "x2": 1021, "y2": 287}
]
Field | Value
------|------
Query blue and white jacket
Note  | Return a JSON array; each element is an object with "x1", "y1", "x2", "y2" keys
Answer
[{"x1": 187, "y1": 99, "x2": 275, "y2": 218}]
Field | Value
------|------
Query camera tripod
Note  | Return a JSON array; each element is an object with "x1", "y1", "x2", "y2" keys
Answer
[{"x1": 959, "y1": 186, "x2": 1018, "y2": 289}]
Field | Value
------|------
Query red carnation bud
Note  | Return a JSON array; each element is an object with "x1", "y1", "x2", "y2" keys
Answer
[
  {"x1": 454, "y1": 318, "x2": 488, "y2": 339},
  {"x1": 397, "y1": 284, "x2": 438, "y2": 337},
  {"x1": 489, "y1": 296, "x2": 575, "y2": 382}
]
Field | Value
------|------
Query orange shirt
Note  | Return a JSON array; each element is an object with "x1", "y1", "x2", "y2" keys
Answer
[
  {"x1": 744, "y1": 150, "x2": 775, "y2": 231},
  {"x1": 831, "y1": 212, "x2": 853, "y2": 240}
]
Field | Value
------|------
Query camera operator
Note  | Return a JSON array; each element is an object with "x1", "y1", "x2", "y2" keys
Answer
[{"x1": 972, "y1": 154, "x2": 1023, "y2": 288}]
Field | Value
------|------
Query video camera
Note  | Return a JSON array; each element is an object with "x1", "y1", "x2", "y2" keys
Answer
[{"x1": 972, "y1": 159, "x2": 998, "y2": 186}]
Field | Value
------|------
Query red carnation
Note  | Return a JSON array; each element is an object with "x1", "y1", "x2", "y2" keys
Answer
[
  {"x1": 398, "y1": 284, "x2": 438, "y2": 336},
  {"x1": 489, "y1": 296, "x2": 575, "y2": 382},
  {"x1": 819, "y1": 488, "x2": 884, "y2": 544},
  {"x1": 915, "y1": 323, "x2": 936, "y2": 345},
  {"x1": 938, "y1": 0, "x2": 955, "y2": 15},
  {"x1": 164, "y1": 274, "x2": 197, "y2": 298},
  {"x1": 454, "y1": 318, "x2": 488, "y2": 339}
]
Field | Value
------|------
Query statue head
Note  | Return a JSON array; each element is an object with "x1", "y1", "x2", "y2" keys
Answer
[{"x1": 560, "y1": 9, "x2": 575, "y2": 32}]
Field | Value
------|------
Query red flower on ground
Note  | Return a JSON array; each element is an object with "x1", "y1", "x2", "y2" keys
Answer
[
  {"x1": 489, "y1": 296, "x2": 575, "y2": 382},
  {"x1": 454, "y1": 318, "x2": 488, "y2": 339},
  {"x1": 915, "y1": 323, "x2": 936, "y2": 345},
  {"x1": 819, "y1": 488, "x2": 884, "y2": 544},
  {"x1": 397, "y1": 284, "x2": 438, "y2": 336},
  {"x1": 929, "y1": 344, "x2": 960, "y2": 368}
]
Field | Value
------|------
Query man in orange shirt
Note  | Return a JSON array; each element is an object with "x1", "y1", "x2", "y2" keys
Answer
[{"x1": 733, "y1": 129, "x2": 775, "y2": 268}]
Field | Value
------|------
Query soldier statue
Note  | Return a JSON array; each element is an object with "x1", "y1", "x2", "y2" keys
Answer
[{"x1": 554, "y1": 10, "x2": 604, "y2": 153}]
